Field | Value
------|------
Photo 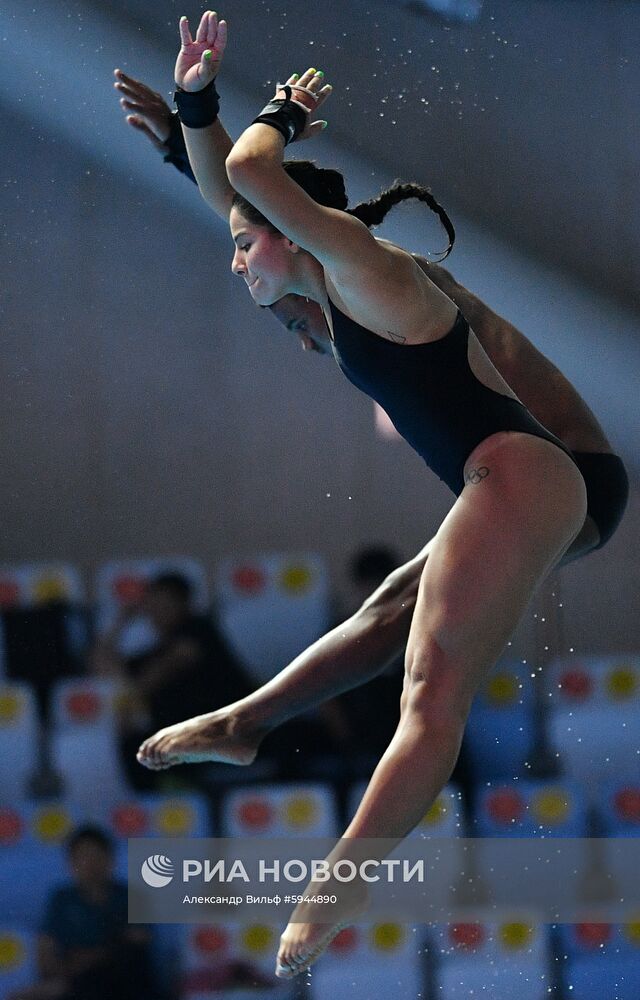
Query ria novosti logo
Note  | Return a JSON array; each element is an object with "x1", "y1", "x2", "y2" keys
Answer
[{"x1": 141, "y1": 855, "x2": 175, "y2": 888}]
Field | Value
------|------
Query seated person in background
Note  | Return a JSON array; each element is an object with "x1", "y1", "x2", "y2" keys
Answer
[
  {"x1": 90, "y1": 571, "x2": 253, "y2": 786},
  {"x1": 348, "y1": 545, "x2": 401, "y2": 611},
  {"x1": 91, "y1": 570, "x2": 351, "y2": 782},
  {"x1": 8, "y1": 825, "x2": 154, "y2": 1000}
]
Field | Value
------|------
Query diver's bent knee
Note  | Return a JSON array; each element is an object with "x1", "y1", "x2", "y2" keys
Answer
[
  {"x1": 401, "y1": 678, "x2": 470, "y2": 742},
  {"x1": 404, "y1": 644, "x2": 473, "y2": 717}
]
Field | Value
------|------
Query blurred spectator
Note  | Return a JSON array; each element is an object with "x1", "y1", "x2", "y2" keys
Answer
[
  {"x1": 90, "y1": 572, "x2": 253, "y2": 787},
  {"x1": 8, "y1": 825, "x2": 155, "y2": 1000},
  {"x1": 349, "y1": 544, "x2": 401, "y2": 610}
]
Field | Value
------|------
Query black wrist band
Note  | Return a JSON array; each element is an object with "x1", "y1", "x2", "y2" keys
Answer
[
  {"x1": 174, "y1": 78, "x2": 220, "y2": 129},
  {"x1": 252, "y1": 86, "x2": 307, "y2": 145},
  {"x1": 163, "y1": 113, "x2": 197, "y2": 184},
  {"x1": 165, "y1": 111, "x2": 187, "y2": 154}
]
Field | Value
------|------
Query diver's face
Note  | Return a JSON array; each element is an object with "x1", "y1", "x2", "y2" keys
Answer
[
  {"x1": 230, "y1": 206, "x2": 296, "y2": 306},
  {"x1": 269, "y1": 294, "x2": 333, "y2": 355}
]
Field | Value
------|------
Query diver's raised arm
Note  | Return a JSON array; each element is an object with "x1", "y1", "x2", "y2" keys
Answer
[{"x1": 173, "y1": 11, "x2": 235, "y2": 220}]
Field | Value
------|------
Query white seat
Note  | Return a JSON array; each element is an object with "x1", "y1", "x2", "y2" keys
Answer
[
  {"x1": 221, "y1": 782, "x2": 338, "y2": 838},
  {"x1": 311, "y1": 923, "x2": 425, "y2": 1000},
  {"x1": 545, "y1": 653, "x2": 640, "y2": 709},
  {"x1": 556, "y1": 923, "x2": 640, "y2": 1000},
  {"x1": 430, "y1": 915, "x2": 551, "y2": 1000},
  {"x1": 472, "y1": 779, "x2": 589, "y2": 911},
  {"x1": 0, "y1": 927, "x2": 37, "y2": 995},
  {"x1": 107, "y1": 792, "x2": 213, "y2": 878},
  {"x1": 51, "y1": 676, "x2": 123, "y2": 732},
  {"x1": 0, "y1": 562, "x2": 84, "y2": 609},
  {"x1": 50, "y1": 727, "x2": 129, "y2": 818},
  {"x1": 215, "y1": 552, "x2": 330, "y2": 683},
  {"x1": 544, "y1": 654, "x2": 640, "y2": 791},
  {"x1": 465, "y1": 660, "x2": 537, "y2": 781},
  {"x1": 560, "y1": 956, "x2": 640, "y2": 1000},
  {"x1": 0, "y1": 681, "x2": 39, "y2": 803},
  {"x1": 181, "y1": 922, "x2": 293, "y2": 1000},
  {"x1": 547, "y1": 704, "x2": 640, "y2": 790},
  {"x1": 49, "y1": 677, "x2": 130, "y2": 815},
  {"x1": 473, "y1": 778, "x2": 588, "y2": 837},
  {"x1": 0, "y1": 801, "x2": 81, "y2": 929}
]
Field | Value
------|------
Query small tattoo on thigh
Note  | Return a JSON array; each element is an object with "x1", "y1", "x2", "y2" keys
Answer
[{"x1": 465, "y1": 466, "x2": 490, "y2": 485}]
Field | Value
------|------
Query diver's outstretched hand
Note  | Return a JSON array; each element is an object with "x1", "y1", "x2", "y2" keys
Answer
[
  {"x1": 275, "y1": 67, "x2": 333, "y2": 141},
  {"x1": 175, "y1": 10, "x2": 227, "y2": 92},
  {"x1": 113, "y1": 69, "x2": 174, "y2": 151}
]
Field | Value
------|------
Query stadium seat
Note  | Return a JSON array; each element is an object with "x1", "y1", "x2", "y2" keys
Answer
[
  {"x1": 556, "y1": 920, "x2": 640, "y2": 961},
  {"x1": 0, "y1": 801, "x2": 80, "y2": 929},
  {"x1": 472, "y1": 779, "x2": 589, "y2": 913},
  {"x1": 51, "y1": 676, "x2": 124, "y2": 733},
  {"x1": 215, "y1": 552, "x2": 330, "y2": 682},
  {"x1": 180, "y1": 922, "x2": 292, "y2": 999},
  {"x1": 429, "y1": 915, "x2": 551, "y2": 1000},
  {"x1": 544, "y1": 654, "x2": 640, "y2": 790},
  {"x1": 591, "y1": 781, "x2": 640, "y2": 898},
  {"x1": 49, "y1": 677, "x2": 130, "y2": 815},
  {"x1": 561, "y1": 957, "x2": 640, "y2": 1000},
  {"x1": 0, "y1": 563, "x2": 84, "y2": 609},
  {"x1": 556, "y1": 922, "x2": 640, "y2": 1000},
  {"x1": 464, "y1": 660, "x2": 537, "y2": 781},
  {"x1": 473, "y1": 778, "x2": 588, "y2": 838},
  {"x1": 0, "y1": 681, "x2": 39, "y2": 803},
  {"x1": 0, "y1": 927, "x2": 37, "y2": 996},
  {"x1": 221, "y1": 782, "x2": 339, "y2": 838},
  {"x1": 107, "y1": 791, "x2": 213, "y2": 879},
  {"x1": 310, "y1": 923, "x2": 425, "y2": 1000},
  {"x1": 598, "y1": 781, "x2": 640, "y2": 836}
]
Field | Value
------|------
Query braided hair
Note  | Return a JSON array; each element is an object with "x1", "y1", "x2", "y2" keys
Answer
[{"x1": 231, "y1": 160, "x2": 455, "y2": 259}]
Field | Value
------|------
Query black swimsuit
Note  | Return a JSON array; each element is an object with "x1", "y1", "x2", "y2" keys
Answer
[
  {"x1": 328, "y1": 301, "x2": 576, "y2": 497},
  {"x1": 158, "y1": 133, "x2": 628, "y2": 549}
]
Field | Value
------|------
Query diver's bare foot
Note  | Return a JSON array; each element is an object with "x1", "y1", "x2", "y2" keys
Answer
[
  {"x1": 275, "y1": 876, "x2": 368, "y2": 979},
  {"x1": 136, "y1": 709, "x2": 265, "y2": 770}
]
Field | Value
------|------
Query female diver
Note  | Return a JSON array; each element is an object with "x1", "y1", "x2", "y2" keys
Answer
[{"x1": 134, "y1": 12, "x2": 627, "y2": 977}]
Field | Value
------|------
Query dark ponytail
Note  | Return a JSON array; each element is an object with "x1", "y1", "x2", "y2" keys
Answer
[
  {"x1": 348, "y1": 181, "x2": 455, "y2": 260},
  {"x1": 231, "y1": 160, "x2": 455, "y2": 259}
]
